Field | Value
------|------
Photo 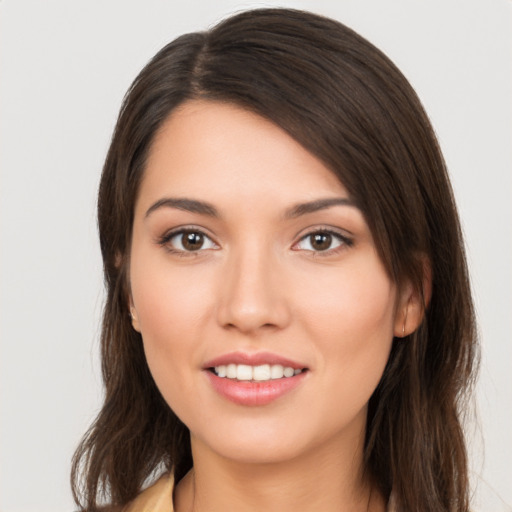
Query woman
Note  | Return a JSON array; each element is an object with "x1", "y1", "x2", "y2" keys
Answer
[{"x1": 72, "y1": 8, "x2": 478, "y2": 512}]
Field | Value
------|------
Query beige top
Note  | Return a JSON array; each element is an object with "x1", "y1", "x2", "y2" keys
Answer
[
  {"x1": 123, "y1": 474, "x2": 175, "y2": 512},
  {"x1": 123, "y1": 473, "x2": 397, "y2": 512}
]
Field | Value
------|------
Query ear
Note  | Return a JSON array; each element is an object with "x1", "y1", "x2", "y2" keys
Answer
[
  {"x1": 128, "y1": 297, "x2": 141, "y2": 333},
  {"x1": 394, "y1": 257, "x2": 432, "y2": 338},
  {"x1": 122, "y1": 253, "x2": 141, "y2": 332}
]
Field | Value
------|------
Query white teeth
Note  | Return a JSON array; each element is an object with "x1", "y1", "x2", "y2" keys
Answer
[
  {"x1": 236, "y1": 364, "x2": 253, "y2": 381},
  {"x1": 226, "y1": 363, "x2": 237, "y2": 379},
  {"x1": 213, "y1": 363, "x2": 302, "y2": 381},
  {"x1": 253, "y1": 364, "x2": 271, "y2": 381},
  {"x1": 283, "y1": 367, "x2": 295, "y2": 378},
  {"x1": 270, "y1": 364, "x2": 284, "y2": 379}
]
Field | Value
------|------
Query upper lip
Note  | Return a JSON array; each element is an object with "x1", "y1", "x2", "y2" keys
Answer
[{"x1": 203, "y1": 351, "x2": 307, "y2": 370}]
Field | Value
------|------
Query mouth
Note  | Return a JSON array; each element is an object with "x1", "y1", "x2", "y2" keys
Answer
[
  {"x1": 203, "y1": 352, "x2": 309, "y2": 406},
  {"x1": 208, "y1": 364, "x2": 306, "y2": 382}
]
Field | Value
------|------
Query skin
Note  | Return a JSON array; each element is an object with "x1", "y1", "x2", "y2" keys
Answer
[{"x1": 129, "y1": 100, "x2": 424, "y2": 512}]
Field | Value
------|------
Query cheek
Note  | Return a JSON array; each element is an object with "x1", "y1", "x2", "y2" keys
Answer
[
  {"x1": 296, "y1": 255, "x2": 396, "y2": 392},
  {"x1": 131, "y1": 273, "x2": 205, "y2": 423},
  {"x1": 299, "y1": 255, "x2": 396, "y2": 337},
  {"x1": 130, "y1": 243, "x2": 215, "y2": 340},
  {"x1": 129, "y1": 246, "x2": 215, "y2": 400}
]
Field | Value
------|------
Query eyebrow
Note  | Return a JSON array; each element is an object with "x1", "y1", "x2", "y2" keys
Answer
[
  {"x1": 145, "y1": 196, "x2": 357, "y2": 219},
  {"x1": 284, "y1": 197, "x2": 358, "y2": 219},
  {"x1": 145, "y1": 198, "x2": 219, "y2": 218}
]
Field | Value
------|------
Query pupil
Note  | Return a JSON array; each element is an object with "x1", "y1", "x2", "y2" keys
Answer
[
  {"x1": 183, "y1": 232, "x2": 203, "y2": 251},
  {"x1": 312, "y1": 233, "x2": 331, "y2": 251}
]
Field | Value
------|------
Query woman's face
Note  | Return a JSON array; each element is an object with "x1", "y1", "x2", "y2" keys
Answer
[{"x1": 129, "y1": 100, "x2": 407, "y2": 465}]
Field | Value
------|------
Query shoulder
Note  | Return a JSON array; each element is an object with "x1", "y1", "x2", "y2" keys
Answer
[{"x1": 122, "y1": 473, "x2": 174, "y2": 512}]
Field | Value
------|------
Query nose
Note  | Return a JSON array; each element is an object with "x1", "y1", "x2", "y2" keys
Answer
[{"x1": 216, "y1": 243, "x2": 291, "y2": 335}]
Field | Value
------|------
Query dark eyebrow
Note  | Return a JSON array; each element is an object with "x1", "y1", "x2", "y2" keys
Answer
[
  {"x1": 145, "y1": 196, "x2": 357, "y2": 220},
  {"x1": 145, "y1": 197, "x2": 219, "y2": 218},
  {"x1": 284, "y1": 197, "x2": 358, "y2": 219}
]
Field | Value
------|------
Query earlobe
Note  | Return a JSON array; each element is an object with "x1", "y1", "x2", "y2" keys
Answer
[
  {"x1": 394, "y1": 292, "x2": 421, "y2": 338},
  {"x1": 401, "y1": 303, "x2": 409, "y2": 337},
  {"x1": 126, "y1": 262, "x2": 140, "y2": 332},
  {"x1": 129, "y1": 302, "x2": 141, "y2": 332},
  {"x1": 394, "y1": 293, "x2": 412, "y2": 338},
  {"x1": 394, "y1": 257, "x2": 432, "y2": 338}
]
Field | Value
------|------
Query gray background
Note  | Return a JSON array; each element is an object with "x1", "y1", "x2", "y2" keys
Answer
[{"x1": 1, "y1": 0, "x2": 511, "y2": 510}]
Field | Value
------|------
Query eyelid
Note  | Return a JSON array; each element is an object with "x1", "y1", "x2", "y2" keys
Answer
[
  {"x1": 292, "y1": 226, "x2": 354, "y2": 253},
  {"x1": 293, "y1": 223, "x2": 354, "y2": 239},
  {"x1": 156, "y1": 225, "x2": 219, "y2": 253},
  {"x1": 155, "y1": 224, "x2": 353, "y2": 255}
]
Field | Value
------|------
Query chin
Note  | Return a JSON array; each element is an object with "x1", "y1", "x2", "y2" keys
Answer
[
  {"x1": 189, "y1": 416, "x2": 309, "y2": 462},
  {"x1": 189, "y1": 414, "x2": 353, "y2": 467},
  {"x1": 202, "y1": 434, "x2": 308, "y2": 465}
]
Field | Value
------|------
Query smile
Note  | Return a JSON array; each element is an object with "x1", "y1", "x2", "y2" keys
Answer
[
  {"x1": 203, "y1": 352, "x2": 309, "y2": 406},
  {"x1": 212, "y1": 364, "x2": 304, "y2": 381}
]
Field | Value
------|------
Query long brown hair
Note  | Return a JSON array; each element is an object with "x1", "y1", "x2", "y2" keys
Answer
[{"x1": 72, "y1": 8, "x2": 478, "y2": 511}]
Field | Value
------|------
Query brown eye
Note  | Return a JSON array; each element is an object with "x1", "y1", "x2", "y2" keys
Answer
[
  {"x1": 165, "y1": 230, "x2": 217, "y2": 253},
  {"x1": 181, "y1": 232, "x2": 204, "y2": 251},
  {"x1": 310, "y1": 233, "x2": 332, "y2": 251},
  {"x1": 295, "y1": 230, "x2": 348, "y2": 253}
]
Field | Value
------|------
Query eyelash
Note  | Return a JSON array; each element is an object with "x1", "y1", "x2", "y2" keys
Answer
[
  {"x1": 157, "y1": 227, "x2": 218, "y2": 257},
  {"x1": 157, "y1": 227, "x2": 353, "y2": 257},
  {"x1": 293, "y1": 228, "x2": 353, "y2": 256}
]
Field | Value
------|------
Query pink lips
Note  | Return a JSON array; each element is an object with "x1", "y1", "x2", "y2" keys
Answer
[
  {"x1": 203, "y1": 351, "x2": 305, "y2": 369},
  {"x1": 203, "y1": 352, "x2": 308, "y2": 406}
]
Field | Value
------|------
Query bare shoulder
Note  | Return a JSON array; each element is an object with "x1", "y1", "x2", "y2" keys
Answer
[{"x1": 122, "y1": 474, "x2": 174, "y2": 512}]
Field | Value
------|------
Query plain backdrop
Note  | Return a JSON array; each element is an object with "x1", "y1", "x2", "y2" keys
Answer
[{"x1": 1, "y1": 1, "x2": 511, "y2": 511}]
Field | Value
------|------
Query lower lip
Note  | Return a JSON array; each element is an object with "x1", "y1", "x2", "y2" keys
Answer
[{"x1": 205, "y1": 371, "x2": 307, "y2": 406}]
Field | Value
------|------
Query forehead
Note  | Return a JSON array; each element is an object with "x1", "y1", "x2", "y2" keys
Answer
[{"x1": 137, "y1": 100, "x2": 348, "y2": 213}]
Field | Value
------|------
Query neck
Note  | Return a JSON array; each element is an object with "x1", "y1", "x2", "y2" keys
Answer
[{"x1": 174, "y1": 429, "x2": 386, "y2": 512}]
